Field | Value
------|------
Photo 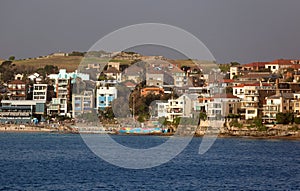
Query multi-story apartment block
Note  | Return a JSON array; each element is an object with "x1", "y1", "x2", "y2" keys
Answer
[
  {"x1": 165, "y1": 94, "x2": 197, "y2": 122},
  {"x1": 207, "y1": 94, "x2": 241, "y2": 120},
  {"x1": 241, "y1": 86, "x2": 259, "y2": 120},
  {"x1": 262, "y1": 93, "x2": 294, "y2": 123},
  {"x1": 169, "y1": 65, "x2": 187, "y2": 87},
  {"x1": 47, "y1": 69, "x2": 72, "y2": 116},
  {"x1": 72, "y1": 90, "x2": 94, "y2": 117},
  {"x1": 33, "y1": 84, "x2": 47, "y2": 101},
  {"x1": 96, "y1": 81, "x2": 118, "y2": 110}
]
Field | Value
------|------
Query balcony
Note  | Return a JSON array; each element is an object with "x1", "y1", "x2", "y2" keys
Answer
[{"x1": 241, "y1": 99, "x2": 259, "y2": 103}]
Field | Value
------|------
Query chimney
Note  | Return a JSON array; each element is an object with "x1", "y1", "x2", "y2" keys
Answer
[{"x1": 276, "y1": 78, "x2": 280, "y2": 94}]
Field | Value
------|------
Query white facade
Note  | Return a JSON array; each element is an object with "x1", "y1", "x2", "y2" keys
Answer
[
  {"x1": 165, "y1": 94, "x2": 197, "y2": 121},
  {"x1": 265, "y1": 64, "x2": 279, "y2": 73},
  {"x1": 33, "y1": 84, "x2": 47, "y2": 101},
  {"x1": 156, "y1": 102, "x2": 169, "y2": 118},
  {"x1": 96, "y1": 82, "x2": 118, "y2": 110},
  {"x1": 230, "y1": 66, "x2": 242, "y2": 79}
]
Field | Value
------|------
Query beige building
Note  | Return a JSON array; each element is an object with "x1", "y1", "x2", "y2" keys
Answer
[{"x1": 262, "y1": 93, "x2": 294, "y2": 123}]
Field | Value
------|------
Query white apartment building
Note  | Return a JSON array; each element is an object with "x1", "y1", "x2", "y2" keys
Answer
[
  {"x1": 33, "y1": 84, "x2": 47, "y2": 101},
  {"x1": 165, "y1": 94, "x2": 198, "y2": 122},
  {"x1": 207, "y1": 94, "x2": 241, "y2": 119},
  {"x1": 96, "y1": 81, "x2": 118, "y2": 110},
  {"x1": 47, "y1": 69, "x2": 71, "y2": 116}
]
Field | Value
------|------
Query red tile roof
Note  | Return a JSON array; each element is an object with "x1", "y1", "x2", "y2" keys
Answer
[
  {"x1": 223, "y1": 79, "x2": 234, "y2": 83},
  {"x1": 243, "y1": 62, "x2": 268, "y2": 67},
  {"x1": 8, "y1": 80, "x2": 25, "y2": 84},
  {"x1": 269, "y1": 59, "x2": 293, "y2": 65}
]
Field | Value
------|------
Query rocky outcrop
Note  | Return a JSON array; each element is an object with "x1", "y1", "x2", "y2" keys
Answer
[{"x1": 196, "y1": 120, "x2": 300, "y2": 138}]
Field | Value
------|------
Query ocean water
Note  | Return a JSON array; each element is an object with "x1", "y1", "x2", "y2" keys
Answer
[{"x1": 0, "y1": 133, "x2": 299, "y2": 191}]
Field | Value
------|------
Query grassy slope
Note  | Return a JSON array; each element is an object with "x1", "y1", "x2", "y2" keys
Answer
[
  {"x1": 13, "y1": 56, "x2": 133, "y2": 72},
  {"x1": 13, "y1": 56, "x2": 83, "y2": 72},
  {"x1": 11, "y1": 56, "x2": 215, "y2": 73}
]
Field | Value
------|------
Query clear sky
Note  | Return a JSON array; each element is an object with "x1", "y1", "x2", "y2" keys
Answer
[{"x1": 1, "y1": 0, "x2": 300, "y2": 63}]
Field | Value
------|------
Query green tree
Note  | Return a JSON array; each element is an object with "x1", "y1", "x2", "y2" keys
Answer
[
  {"x1": 276, "y1": 112, "x2": 294, "y2": 124},
  {"x1": 8, "y1": 56, "x2": 15, "y2": 61},
  {"x1": 199, "y1": 112, "x2": 207, "y2": 121}
]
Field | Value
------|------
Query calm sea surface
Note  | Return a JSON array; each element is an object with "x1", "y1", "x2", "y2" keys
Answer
[{"x1": 0, "y1": 133, "x2": 299, "y2": 191}]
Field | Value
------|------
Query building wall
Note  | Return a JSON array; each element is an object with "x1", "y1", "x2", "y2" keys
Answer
[
  {"x1": 33, "y1": 84, "x2": 47, "y2": 101},
  {"x1": 72, "y1": 91, "x2": 94, "y2": 117},
  {"x1": 96, "y1": 86, "x2": 117, "y2": 110}
]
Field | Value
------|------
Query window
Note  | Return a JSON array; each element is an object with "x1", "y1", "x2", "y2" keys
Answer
[
  {"x1": 273, "y1": 66, "x2": 276, "y2": 69},
  {"x1": 247, "y1": 110, "x2": 255, "y2": 114}
]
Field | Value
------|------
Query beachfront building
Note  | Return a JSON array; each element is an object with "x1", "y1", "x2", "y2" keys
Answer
[
  {"x1": 153, "y1": 101, "x2": 168, "y2": 119},
  {"x1": 262, "y1": 93, "x2": 294, "y2": 123},
  {"x1": 33, "y1": 84, "x2": 47, "y2": 101},
  {"x1": 0, "y1": 100, "x2": 46, "y2": 124},
  {"x1": 47, "y1": 69, "x2": 72, "y2": 116},
  {"x1": 96, "y1": 81, "x2": 118, "y2": 110},
  {"x1": 165, "y1": 94, "x2": 198, "y2": 122},
  {"x1": 207, "y1": 94, "x2": 241, "y2": 120},
  {"x1": 241, "y1": 85, "x2": 260, "y2": 120},
  {"x1": 72, "y1": 90, "x2": 94, "y2": 117}
]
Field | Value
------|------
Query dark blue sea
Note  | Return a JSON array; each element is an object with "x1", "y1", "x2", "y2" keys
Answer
[{"x1": 0, "y1": 133, "x2": 299, "y2": 191}]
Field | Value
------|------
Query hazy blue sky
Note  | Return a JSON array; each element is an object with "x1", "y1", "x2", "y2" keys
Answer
[{"x1": 1, "y1": 0, "x2": 300, "y2": 63}]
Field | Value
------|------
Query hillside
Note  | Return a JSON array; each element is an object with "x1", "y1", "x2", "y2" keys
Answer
[
  {"x1": 13, "y1": 56, "x2": 83, "y2": 72},
  {"x1": 8, "y1": 55, "x2": 216, "y2": 73},
  {"x1": 12, "y1": 56, "x2": 134, "y2": 72}
]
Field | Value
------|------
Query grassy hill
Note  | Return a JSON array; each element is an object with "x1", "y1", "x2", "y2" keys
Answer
[
  {"x1": 12, "y1": 56, "x2": 134, "y2": 72},
  {"x1": 13, "y1": 56, "x2": 83, "y2": 72},
  {"x1": 9, "y1": 55, "x2": 216, "y2": 73}
]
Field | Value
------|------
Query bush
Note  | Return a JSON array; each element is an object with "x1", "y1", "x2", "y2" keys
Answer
[
  {"x1": 294, "y1": 117, "x2": 300, "y2": 124},
  {"x1": 276, "y1": 112, "x2": 293, "y2": 124},
  {"x1": 229, "y1": 119, "x2": 243, "y2": 128}
]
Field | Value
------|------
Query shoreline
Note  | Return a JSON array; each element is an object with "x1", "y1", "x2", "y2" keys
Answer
[{"x1": 1, "y1": 129, "x2": 299, "y2": 140}]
